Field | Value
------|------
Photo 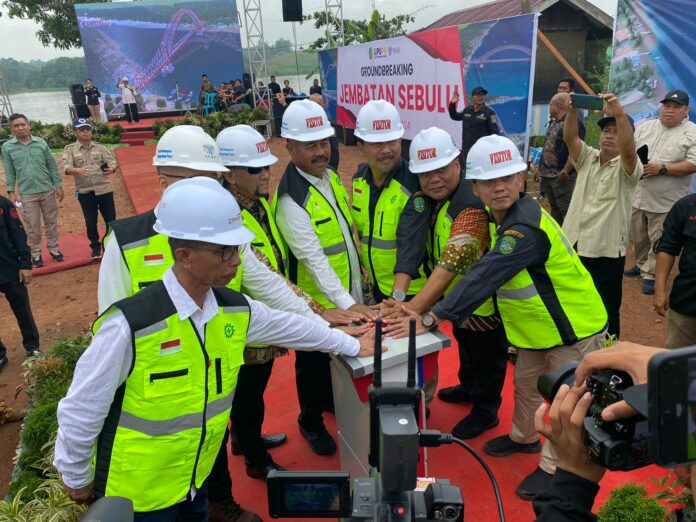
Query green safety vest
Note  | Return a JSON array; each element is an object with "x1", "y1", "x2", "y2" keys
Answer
[
  {"x1": 106, "y1": 210, "x2": 243, "y2": 294},
  {"x1": 429, "y1": 178, "x2": 496, "y2": 317},
  {"x1": 91, "y1": 281, "x2": 250, "y2": 512},
  {"x1": 490, "y1": 195, "x2": 607, "y2": 349},
  {"x1": 273, "y1": 164, "x2": 355, "y2": 309},
  {"x1": 240, "y1": 198, "x2": 287, "y2": 273},
  {"x1": 351, "y1": 160, "x2": 426, "y2": 297}
]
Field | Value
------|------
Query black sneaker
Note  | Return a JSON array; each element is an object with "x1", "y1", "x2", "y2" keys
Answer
[
  {"x1": 32, "y1": 256, "x2": 44, "y2": 268},
  {"x1": 452, "y1": 414, "x2": 499, "y2": 440},
  {"x1": 91, "y1": 246, "x2": 102, "y2": 260},
  {"x1": 484, "y1": 434, "x2": 541, "y2": 457},
  {"x1": 25, "y1": 348, "x2": 42, "y2": 358},
  {"x1": 50, "y1": 251, "x2": 65, "y2": 262},
  {"x1": 437, "y1": 385, "x2": 473, "y2": 404},
  {"x1": 516, "y1": 466, "x2": 553, "y2": 500},
  {"x1": 624, "y1": 265, "x2": 641, "y2": 278},
  {"x1": 208, "y1": 498, "x2": 262, "y2": 522},
  {"x1": 300, "y1": 426, "x2": 337, "y2": 455}
]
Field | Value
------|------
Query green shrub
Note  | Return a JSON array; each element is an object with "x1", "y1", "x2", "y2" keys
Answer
[
  {"x1": 598, "y1": 483, "x2": 667, "y2": 522},
  {"x1": 7, "y1": 471, "x2": 45, "y2": 503}
]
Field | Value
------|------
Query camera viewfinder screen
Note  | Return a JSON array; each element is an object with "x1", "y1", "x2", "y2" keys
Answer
[
  {"x1": 688, "y1": 358, "x2": 696, "y2": 460},
  {"x1": 282, "y1": 483, "x2": 341, "y2": 512}
]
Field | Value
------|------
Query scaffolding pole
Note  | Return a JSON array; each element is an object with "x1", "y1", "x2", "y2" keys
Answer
[
  {"x1": 325, "y1": 0, "x2": 344, "y2": 48},
  {"x1": 0, "y1": 70, "x2": 13, "y2": 127},
  {"x1": 242, "y1": 0, "x2": 272, "y2": 126}
]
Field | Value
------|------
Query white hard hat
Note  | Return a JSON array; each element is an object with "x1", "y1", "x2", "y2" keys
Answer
[
  {"x1": 216, "y1": 125, "x2": 278, "y2": 168},
  {"x1": 466, "y1": 135, "x2": 527, "y2": 181},
  {"x1": 153, "y1": 177, "x2": 254, "y2": 245},
  {"x1": 281, "y1": 99, "x2": 334, "y2": 142},
  {"x1": 408, "y1": 127, "x2": 460, "y2": 174},
  {"x1": 153, "y1": 125, "x2": 228, "y2": 173},
  {"x1": 354, "y1": 100, "x2": 404, "y2": 143},
  {"x1": 122, "y1": 77, "x2": 129, "y2": 81}
]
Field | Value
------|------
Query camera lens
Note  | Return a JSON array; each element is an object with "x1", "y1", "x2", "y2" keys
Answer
[
  {"x1": 537, "y1": 361, "x2": 579, "y2": 402},
  {"x1": 440, "y1": 505, "x2": 461, "y2": 521}
]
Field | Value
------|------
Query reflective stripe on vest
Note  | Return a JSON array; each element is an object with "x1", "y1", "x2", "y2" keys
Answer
[
  {"x1": 108, "y1": 211, "x2": 174, "y2": 294},
  {"x1": 431, "y1": 200, "x2": 496, "y2": 317},
  {"x1": 273, "y1": 168, "x2": 354, "y2": 309},
  {"x1": 352, "y1": 176, "x2": 426, "y2": 297},
  {"x1": 490, "y1": 206, "x2": 607, "y2": 349},
  {"x1": 240, "y1": 198, "x2": 287, "y2": 273},
  {"x1": 92, "y1": 282, "x2": 249, "y2": 512}
]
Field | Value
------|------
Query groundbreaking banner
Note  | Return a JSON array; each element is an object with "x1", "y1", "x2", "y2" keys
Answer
[{"x1": 319, "y1": 14, "x2": 538, "y2": 156}]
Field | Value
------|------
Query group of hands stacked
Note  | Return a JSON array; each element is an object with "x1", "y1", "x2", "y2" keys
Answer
[{"x1": 320, "y1": 298, "x2": 427, "y2": 358}]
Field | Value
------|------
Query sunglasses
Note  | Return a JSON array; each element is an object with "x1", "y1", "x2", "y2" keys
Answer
[{"x1": 225, "y1": 165, "x2": 270, "y2": 175}]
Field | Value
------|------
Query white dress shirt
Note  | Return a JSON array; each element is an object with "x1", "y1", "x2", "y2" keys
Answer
[
  {"x1": 98, "y1": 230, "x2": 327, "y2": 326},
  {"x1": 275, "y1": 167, "x2": 363, "y2": 309},
  {"x1": 119, "y1": 83, "x2": 137, "y2": 104},
  {"x1": 55, "y1": 268, "x2": 359, "y2": 489}
]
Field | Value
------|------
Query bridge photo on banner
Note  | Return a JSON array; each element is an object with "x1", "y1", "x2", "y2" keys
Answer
[
  {"x1": 75, "y1": 0, "x2": 244, "y2": 115},
  {"x1": 319, "y1": 14, "x2": 538, "y2": 158}
]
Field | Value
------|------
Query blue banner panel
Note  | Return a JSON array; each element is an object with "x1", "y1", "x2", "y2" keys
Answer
[{"x1": 75, "y1": 0, "x2": 244, "y2": 114}]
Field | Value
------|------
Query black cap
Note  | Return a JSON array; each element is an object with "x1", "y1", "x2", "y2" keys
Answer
[
  {"x1": 660, "y1": 89, "x2": 689, "y2": 106},
  {"x1": 471, "y1": 86, "x2": 488, "y2": 95},
  {"x1": 597, "y1": 114, "x2": 635, "y2": 132}
]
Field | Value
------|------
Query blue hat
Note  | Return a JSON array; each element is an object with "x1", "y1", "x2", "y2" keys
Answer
[{"x1": 72, "y1": 118, "x2": 92, "y2": 129}]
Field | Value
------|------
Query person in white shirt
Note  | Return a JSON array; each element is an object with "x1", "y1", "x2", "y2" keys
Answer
[
  {"x1": 626, "y1": 89, "x2": 696, "y2": 294},
  {"x1": 55, "y1": 177, "x2": 377, "y2": 520},
  {"x1": 116, "y1": 77, "x2": 140, "y2": 123},
  {"x1": 275, "y1": 99, "x2": 375, "y2": 455}
]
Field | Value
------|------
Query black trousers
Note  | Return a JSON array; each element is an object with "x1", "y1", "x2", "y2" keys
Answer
[
  {"x1": 124, "y1": 103, "x2": 140, "y2": 123},
  {"x1": 580, "y1": 255, "x2": 624, "y2": 338},
  {"x1": 208, "y1": 425, "x2": 233, "y2": 502},
  {"x1": 296, "y1": 350, "x2": 333, "y2": 430},
  {"x1": 452, "y1": 324, "x2": 508, "y2": 421},
  {"x1": 0, "y1": 278, "x2": 40, "y2": 356},
  {"x1": 77, "y1": 191, "x2": 116, "y2": 249},
  {"x1": 231, "y1": 360, "x2": 275, "y2": 466}
]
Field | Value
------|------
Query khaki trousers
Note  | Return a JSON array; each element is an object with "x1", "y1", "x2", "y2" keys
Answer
[
  {"x1": 630, "y1": 207, "x2": 667, "y2": 280},
  {"x1": 510, "y1": 330, "x2": 606, "y2": 474},
  {"x1": 88, "y1": 104, "x2": 101, "y2": 122},
  {"x1": 667, "y1": 309, "x2": 696, "y2": 349},
  {"x1": 21, "y1": 190, "x2": 60, "y2": 257}
]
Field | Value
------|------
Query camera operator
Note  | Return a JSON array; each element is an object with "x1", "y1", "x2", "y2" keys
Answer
[{"x1": 532, "y1": 341, "x2": 667, "y2": 521}]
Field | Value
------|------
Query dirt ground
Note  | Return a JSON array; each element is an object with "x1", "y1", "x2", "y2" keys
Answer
[{"x1": 0, "y1": 138, "x2": 669, "y2": 496}]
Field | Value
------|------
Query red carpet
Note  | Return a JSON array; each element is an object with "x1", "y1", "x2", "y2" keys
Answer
[
  {"x1": 228, "y1": 321, "x2": 667, "y2": 521},
  {"x1": 114, "y1": 145, "x2": 159, "y2": 214},
  {"x1": 106, "y1": 115, "x2": 184, "y2": 131},
  {"x1": 32, "y1": 231, "x2": 102, "y2": 276}
]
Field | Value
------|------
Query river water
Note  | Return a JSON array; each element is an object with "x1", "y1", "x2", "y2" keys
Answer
[{"x1": 7, "y1": 91, "x2": 74, "y2": 125}]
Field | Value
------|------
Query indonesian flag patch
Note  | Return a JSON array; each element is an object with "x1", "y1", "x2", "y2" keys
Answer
[
  {"x1": 160, "y1": 339, "x2": 182, "y2": 356},
  {"x1": 143, "y1": 253, "x2": 166, "y2": 266}
]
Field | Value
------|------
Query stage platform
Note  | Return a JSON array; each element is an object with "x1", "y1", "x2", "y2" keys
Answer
[{"x1": 106, "y1": 115, "x2": 184, "y2": 131}]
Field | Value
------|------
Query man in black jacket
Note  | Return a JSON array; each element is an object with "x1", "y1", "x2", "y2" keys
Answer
[
  {"x1": 448, "y1": 85, "x2": 499, "y2": 169},
  {"x1": 0, "y1": 195, "x2": 40, "y2": 370}
]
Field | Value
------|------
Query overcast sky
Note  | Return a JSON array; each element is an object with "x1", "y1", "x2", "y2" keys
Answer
[{"x1": 0, "y1": 0, "x2": 617, "y2": 62}]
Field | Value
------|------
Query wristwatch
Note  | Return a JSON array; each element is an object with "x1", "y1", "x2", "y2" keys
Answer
[
  {"x1": 659, "y1": 164, "x2": 668, "y2": 176},
  {"x1": 391, "y1": 289, "x2": 406, "y2": 302},
  {"x1": 421, "y1": 312, "x2": 437, "y2": 329}
]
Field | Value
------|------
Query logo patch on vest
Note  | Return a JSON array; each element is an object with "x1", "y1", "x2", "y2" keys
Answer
[
  {"x1": 503, "y1": 229, "x2": 525, "y2": 239},
  {"x1": 413, "y1": 197, "x2": 425, "y2": 213},
  {"x1": 224, "y1": 323, "x2": 235, "y2": 339},
  {"x1": 143, "y1": 253, "x2": 166, "y2": 266},
  {"x1": 160, "y1": 339, "x2": 181, "y2": 356},
  {"x1": 498, "y1": 236, "x2": 517, "y2": 255}
]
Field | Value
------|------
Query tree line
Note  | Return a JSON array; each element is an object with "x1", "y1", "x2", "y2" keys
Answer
[{"x1": 0, "y1": 57, "x2": 88, "y2": 93}]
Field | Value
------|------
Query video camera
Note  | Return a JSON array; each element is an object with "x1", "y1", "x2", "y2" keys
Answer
[
  {"x1": 267, "y1": 319, "x2": 497, "y2": 521},
  {"x1": 538, "y1": 345, "x2": 696, "y2": 472}
]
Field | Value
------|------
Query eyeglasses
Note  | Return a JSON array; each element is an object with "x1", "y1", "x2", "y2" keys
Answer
[{"x1": 192, "y1": 245, "x2": 240, "y2": 262}]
